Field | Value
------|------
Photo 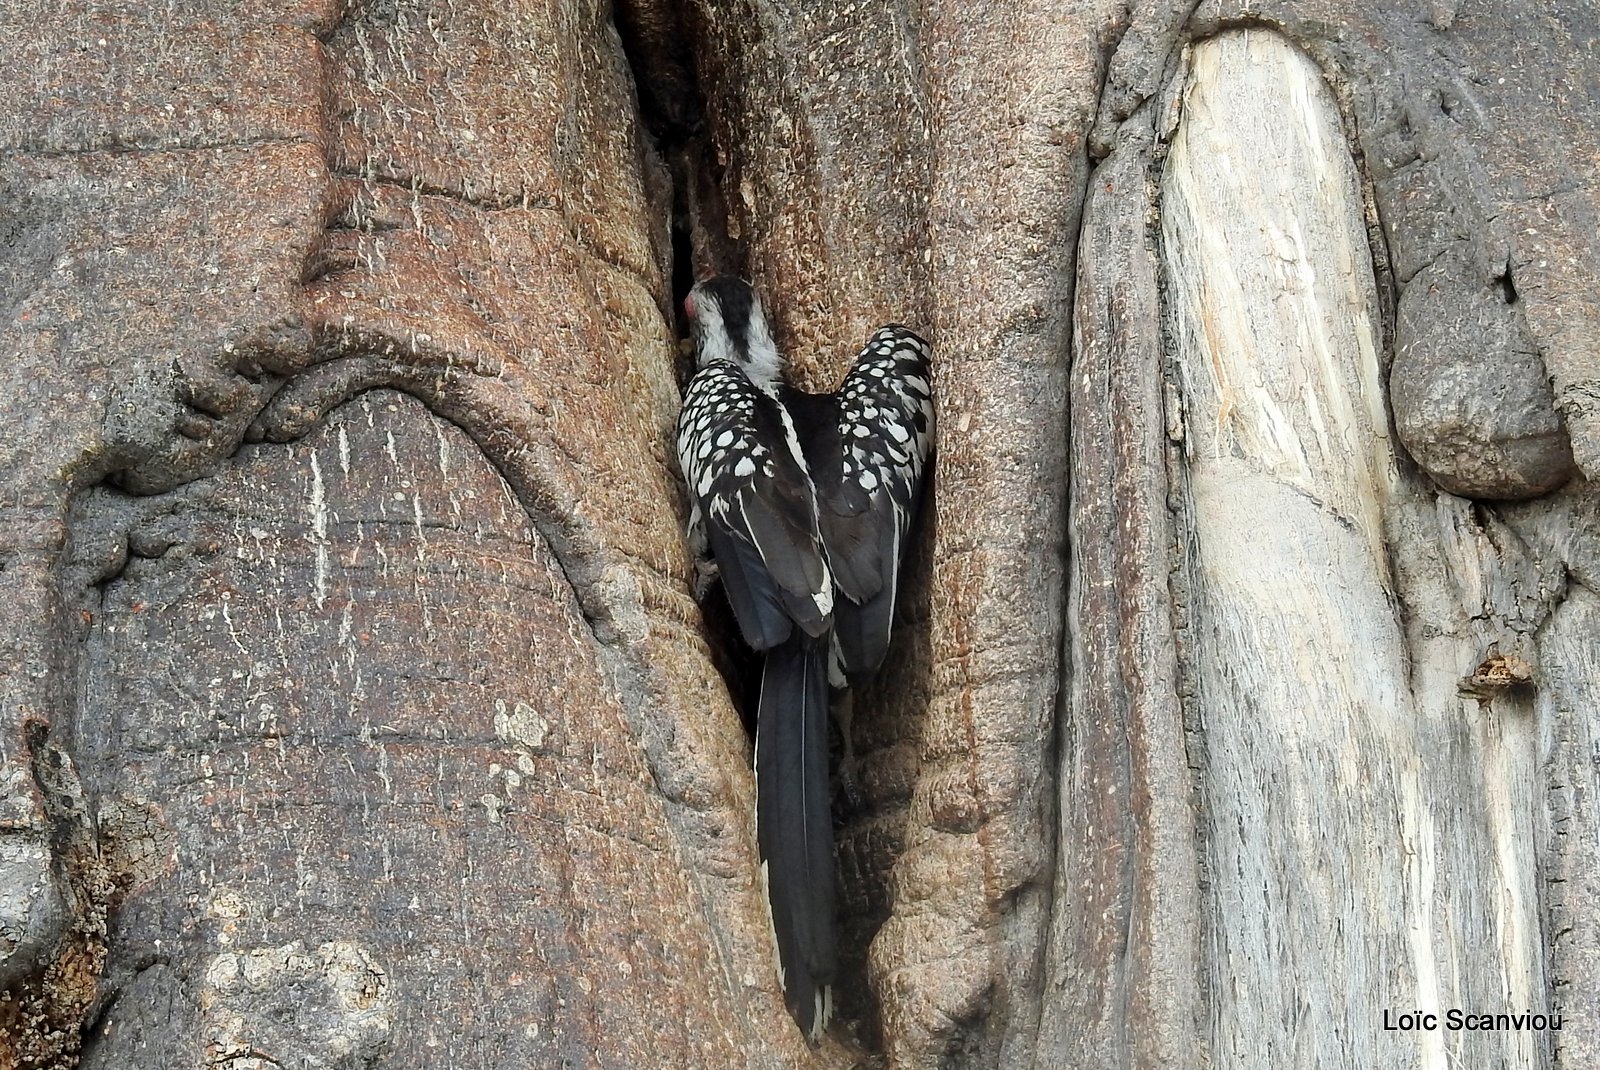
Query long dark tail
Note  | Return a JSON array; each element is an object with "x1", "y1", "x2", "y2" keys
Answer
[{"x1": 755, "y1": 632, "x2": 836, "y2": 1042}]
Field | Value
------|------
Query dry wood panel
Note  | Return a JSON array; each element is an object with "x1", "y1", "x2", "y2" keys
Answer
[
  {"x1": 1537, "y1": 584, "x2": 1600, "y2": 1069},
  {"x1": 1162, "y1": 31, "x2": 1548, "y2": 1070}
]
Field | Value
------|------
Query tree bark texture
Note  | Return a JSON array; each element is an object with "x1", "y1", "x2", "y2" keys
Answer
[{"x1": 0, "y1": 1, "x2": 1595, "y2": 1069}]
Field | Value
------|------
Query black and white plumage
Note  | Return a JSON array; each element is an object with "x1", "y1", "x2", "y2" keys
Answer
[{"x1": 675, "y1": 276, "x2": 934, "y2": 1042}]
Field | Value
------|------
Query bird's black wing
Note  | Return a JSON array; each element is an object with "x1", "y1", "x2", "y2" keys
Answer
[
  {"x1": 808, "y1": 326, "x2": 934, "y2": 682},
  {"x1": 677, "y1": 361, "x2": 833, "y2": 650}
]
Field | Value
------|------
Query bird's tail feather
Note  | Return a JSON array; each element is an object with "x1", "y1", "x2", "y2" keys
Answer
[{"x1": 755, "y1": 633, "x2": 836, "y2": 1042}]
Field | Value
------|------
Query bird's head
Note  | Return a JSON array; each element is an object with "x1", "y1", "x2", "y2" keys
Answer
[{"x1": 685, "y1": 275, "x2": 784, "y2": 386}]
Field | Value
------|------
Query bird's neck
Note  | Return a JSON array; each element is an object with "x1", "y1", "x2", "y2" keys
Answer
[
  {"x1": 739, "y1": 338, "x2": 785, "y2": 389},
  {"x1": 699, "y1": 334, "x2": 785, "y2": 391}
]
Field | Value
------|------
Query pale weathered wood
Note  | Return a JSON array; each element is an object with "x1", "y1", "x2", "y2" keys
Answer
[
  {"x1": 1537, "y1": 584, "x2": 1600, "y2": 1070},
  {"x1": 1162, "y1": 30, "x2": 1555, "y2": 1069}
]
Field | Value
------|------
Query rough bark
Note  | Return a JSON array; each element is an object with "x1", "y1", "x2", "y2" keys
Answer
[
  {"x1": 3, "y1": 0, "x2": 811, "y2": 1065},
  {"x1": 0, "y1": 1, "x2": 1595, "y2": 1069},
  {"x1": 1050, "y1": 104, "x2": 1204, "y2": 1070}
]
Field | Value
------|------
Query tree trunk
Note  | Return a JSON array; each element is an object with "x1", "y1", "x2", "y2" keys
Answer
[{"x1": 0, "y1": 1, "x2": 1594, "y2": 1068}]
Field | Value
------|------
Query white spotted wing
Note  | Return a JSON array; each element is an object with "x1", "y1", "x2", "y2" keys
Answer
[
  {"x1": 677, "y1": 361, "x2": 834, "y2": 649},
  {"x1": 808, "y1": 326, "x2": 934, "y2": 680}
]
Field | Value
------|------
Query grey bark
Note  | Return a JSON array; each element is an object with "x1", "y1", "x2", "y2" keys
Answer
[{"x1": 1, "y1": 1, "x2": 1596, "y2": 1069}]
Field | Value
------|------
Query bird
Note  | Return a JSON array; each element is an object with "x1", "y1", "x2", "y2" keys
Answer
[{"x1": 674, "y1": 275, "x2": 934, "y2": 1042}]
